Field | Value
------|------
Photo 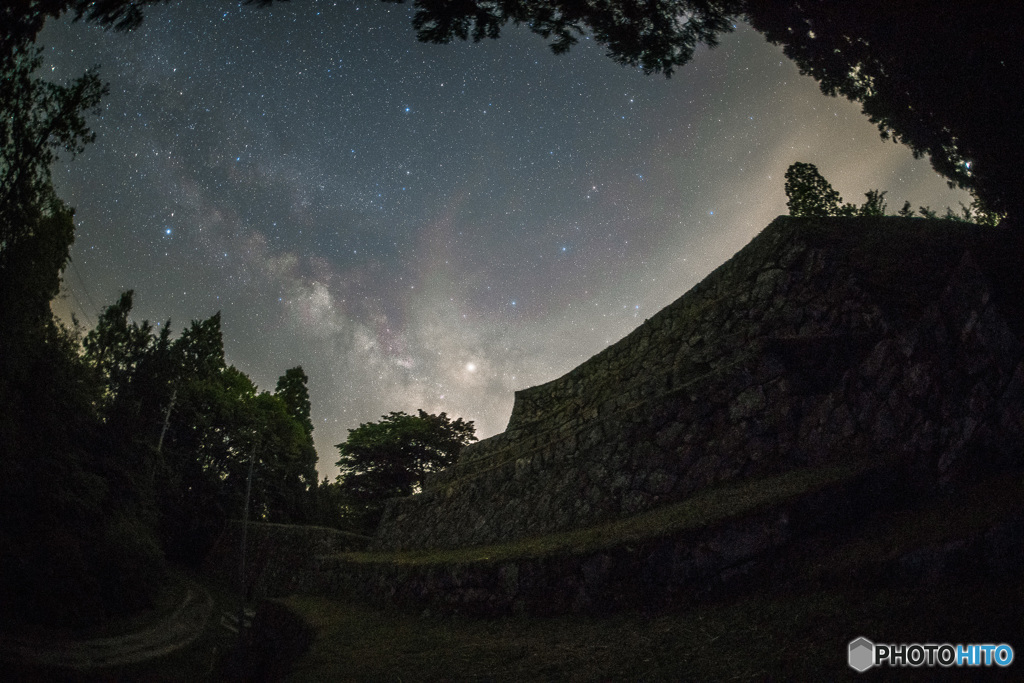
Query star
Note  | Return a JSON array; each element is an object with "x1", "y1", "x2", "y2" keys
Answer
[{"x1": 39, "y1": 8, "x2": 973, "y2": 480}]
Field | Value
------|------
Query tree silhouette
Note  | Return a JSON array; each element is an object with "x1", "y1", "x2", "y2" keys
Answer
[
  {"x1": 784, "y1": 162, "x2": 843, "y2": 218},
  {"x1": 743, "y1": 1, "x2": 1019, "y2": 223},
  {"x1": 335, "y1": 410, "x2": 476, "y2": 533},
  {"x1": 1, "y1": 0, "x2": 277, "y2": 66},
  {"x1": 0, "y1": 27, "x2": 171, "y2": 627},
  {"x1": 83, "y1": 290, "x2": 156, "y2": 414},
  {"x1": 136, "y1": 314, "x2": 323, "y2": 558},
  {"x1": 0, "y1": 47, "x2": 106, "y2": 267},
  {"x1": 859, "y1": 189, "x2": 888, "y2": 218},
  {"x1": 276, "y1": 366, "x2": 314, "y2": 439},
  {"x1": 390, "y1": 0, "x2": 736, "y2": 76}
]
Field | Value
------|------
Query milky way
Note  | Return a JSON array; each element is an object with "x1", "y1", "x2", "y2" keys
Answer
[{"x1": 40, "y1": 1, "x2": 970, "y2": 478}]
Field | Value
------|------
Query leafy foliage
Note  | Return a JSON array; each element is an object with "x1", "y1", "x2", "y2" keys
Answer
[
  {"x1": 83, "y1": 298, "x2": 322, "y2": 563},
  {"x1": 0, "y1": 311, "x2": 168, "y2": 628},
  {"x1": 0, "y1": 1, "x2": 325, "y2": 627},
  {"x1": 82, "y1": 290, "x2": 157, "y2": 415},
  {"x1": 784, "y1": 162, "x2": 843, "y2": 218},
  {"x1": 744, "y1": 1, "x2": 1022, "y2": 222},
  {"x1": 859, "y1": 189, "x2": 887, "y2": 218},
  {"x1": 385, "y1": 0, "x2": 738, "y2": 76},
  {"x1": 307, "y1": 477, "x2": 356, "y2": 530},
  {"x1": 784, "y1": 161, "x2": 1001, "y2": 226},
  {"x1": 0, "y1": 46, "x2": 106, "y2": 260},
  {"x1": 1, "y1": 1, "x2": 276, "y2": 67},
  {"x1": 335, "y1": 410, "x2": 476, "y2": 533},
  {"x1": 0, "y1": 40, "x2": 166, "y2": 627},
  {"x1": 0, "y1": 46, "x2": 101, "y2": 352},
  {"x1": 276, "y1": 366, "x2": 315, "y2": 439}
]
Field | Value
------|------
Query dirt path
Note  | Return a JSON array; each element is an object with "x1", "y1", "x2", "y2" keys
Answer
[{"x1": 0, "y1": 579, "x2": 213, "y2": 670}]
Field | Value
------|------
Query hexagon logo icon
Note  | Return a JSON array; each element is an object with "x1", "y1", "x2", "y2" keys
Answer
[{"x1": 848, "y1": 637, "x2": 875, "y2": 672}]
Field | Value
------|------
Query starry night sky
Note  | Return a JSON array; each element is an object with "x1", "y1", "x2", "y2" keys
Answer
[{"x1": 40, "y1": 1, "x2": 969, "y2": 479}]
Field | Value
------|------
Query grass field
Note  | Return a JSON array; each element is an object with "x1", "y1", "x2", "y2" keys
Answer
[
  {"x1": 277, "y1": 470, "x2": 1023, "y2": 681},
  {"x1": 280, "y1": 571, "x2": 1021, "y2": 681}
]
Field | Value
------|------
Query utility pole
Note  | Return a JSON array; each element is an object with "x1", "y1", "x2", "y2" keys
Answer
[
  {"x1": 156, "y1": 386, "x2": 177, "y2": 453},
  {"x1": 151, "y1": 387, "x2": 177, "y2": 487},
  {"x1": 238, "y1": 438, "x2": 258, "y2": 643}
]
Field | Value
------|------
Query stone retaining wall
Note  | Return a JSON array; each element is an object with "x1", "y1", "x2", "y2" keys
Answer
[
  {"x1": 373, "y1": 218, "x2": 1024, "y2": 551},
  {"x1": 202, "y1": 521, "x2": 369, "y2": 599},
  {"x1": 304, "y1": 471, "x2": 1024, "y2": 617}
]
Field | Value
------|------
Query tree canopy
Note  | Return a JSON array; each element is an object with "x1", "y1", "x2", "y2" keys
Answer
[
  {"x1": 0, "y1": 53, "x2": 167, "y2": 624},
  {"x1": 783, "y1": 161, "x2": 1000, "y2": 225},
  {"x1": 276, "y1": 366, "x2": 315, "y2": 439},
  {"x1": 335, "y1": 410, "x2": 476, "y2": 533},
  {"x1": 784, "y1": 162, "x2": 844, "y2": 218},
  {"x1": 0, "y1": 46, "x2": 105, "y2": 268},
  {"x1": 89, "y1": 299, "x2": 321, "y2": 560},
  {"x1": 744, "y1": 1, "x2": 1018, "y2": 221},
  {"x1": 0, "y1": 1, "x2": 326, "y2": 626}
]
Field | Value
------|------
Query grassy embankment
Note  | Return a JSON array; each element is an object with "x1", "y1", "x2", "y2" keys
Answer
[{"x1": 279, "y1": 465, "x2": 1023, "y2": 681}]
